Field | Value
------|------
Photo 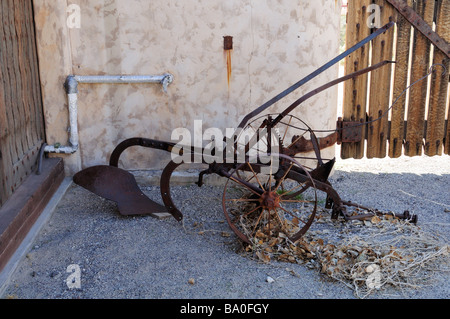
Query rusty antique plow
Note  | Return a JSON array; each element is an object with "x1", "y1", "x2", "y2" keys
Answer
[{"x1": 74, "y1": 22, "x2": 418, "y2": 245}]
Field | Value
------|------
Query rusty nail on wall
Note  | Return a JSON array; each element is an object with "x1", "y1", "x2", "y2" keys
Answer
[{"x1": 224, "y1": 36, "x2": 233, "y2": 50}]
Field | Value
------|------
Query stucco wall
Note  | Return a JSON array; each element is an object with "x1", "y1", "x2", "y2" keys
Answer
[{"x1": 33, "y1": 0, "x2": 342, "y2": 175}]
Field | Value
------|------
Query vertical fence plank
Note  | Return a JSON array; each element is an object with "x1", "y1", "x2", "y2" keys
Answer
[
  {"x1": 404, "y1": 0, "x2": 435, "y2": 156},
  {"x1": 8, "y1": 0, "x2": 28, "y2": 164},
  {"x1": 0, "y1": 3, "x2": 14, "y2": 205},
  {"x1": 25, "y1": 0, "x2": 45, "y2": 144},
  {"x1": 425, "y1": 0, "x2": 449, "y2": 156},
  {"x1": 1, "y1": 0, "x2": 19, "y2": 165},
  {"x1": 389, "y1": 0, "x2": 413, "y2": 158},
  {"x1": 0, "y1": 0, "x2": 17, "y2": 200},
  {"x1": 341, "y1": 0, "x2": 373, "y2": 159},
  {"x1": 12, "y1": 0, "x2": 29, "y2": 184},
  {"x1": 0, "y1": 55, "x2": 9, "y2": 206},
  {"x1": 7, "y1": 0, "x2": 29, "y2": 192},
  {"x1": 366, "y1": 0, "x2": 395, "y2": 158},
  {"x1": 15, "y1": 1, "x2": 34, "y2": 152}
]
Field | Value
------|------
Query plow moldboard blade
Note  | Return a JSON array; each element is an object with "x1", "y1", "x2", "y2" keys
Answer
[{"x1": 73, "y1": 165, "x2": 170, "y2": 218}]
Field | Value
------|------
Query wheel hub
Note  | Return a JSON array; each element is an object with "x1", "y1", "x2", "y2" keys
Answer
[{"x1": 259, "y1": 191, "x2": 281, "y2": 210}]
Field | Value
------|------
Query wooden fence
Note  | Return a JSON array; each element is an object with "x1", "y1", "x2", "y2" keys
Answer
[
  {"x1": 341, "y1": 0, "x2": 449, "y2": 159},
  {"x1": 0, "y1": 0, "x2": 45, "y2": 207}
]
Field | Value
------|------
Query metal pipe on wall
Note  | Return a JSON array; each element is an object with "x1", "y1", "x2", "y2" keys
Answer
[{"x1": 44, "y1": 73, "x2": 174, "y2": 154}]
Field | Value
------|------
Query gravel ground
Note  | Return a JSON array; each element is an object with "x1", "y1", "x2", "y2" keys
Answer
[{"x1": 0, "y1": 154, "x2": 449, "y2": 300}]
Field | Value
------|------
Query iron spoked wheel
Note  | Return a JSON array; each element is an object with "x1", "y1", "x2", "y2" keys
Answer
[{"x1": 222, "y1": 154, "x2": 318, "y2": 244}]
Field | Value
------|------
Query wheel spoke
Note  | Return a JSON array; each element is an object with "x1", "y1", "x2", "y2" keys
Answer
[
  {"x1": 281, "y1": 116, "x2": 293, "y2": 146},
  {"x1": 228, "y1": 176, "x2": 261, "y2": 196},
  {"x1": 272, "y1": 208, "x2": 287, "y2": 229},
  {"x1": 248, "y1": 124, "x2": 268, "y2": 146},
  {"x1": 274, "y1": 162, "x2": 294, "y2": 191},
  {"x1": 236, "y1": 142, "x2": 267, "y2": 158},
  {"x1": 243, "y1": 205, "x2": 262, "y2": 217},
  {"x1": 247, "y1": 162, "x2": 265, "y2": 191},
  {"x1": 287, "y1": 131, "x2": 308, "y2": 148},
  {"x1": 279, "y1": 181, "x2": 308, "y2": 198},
  {"x1": 252, "y1": 209, "x2": 266, "y2": 236},
  {"x1": 268, "y1": 154, "x2": 273, "y2": 192},
  {"x1": 278, "y1": 206, "x2": 308, "y2": 225},
  {"x1": 224, "y1": 198, "x2": 260, "y2": 202},
  {"x1": 280, "y1": 199, "x2": 313, "y2": 203}
]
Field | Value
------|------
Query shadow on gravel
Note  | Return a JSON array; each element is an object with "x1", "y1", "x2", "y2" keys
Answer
[{"x1": 0, "y1": 167, "x2": 448, "y2": 299}]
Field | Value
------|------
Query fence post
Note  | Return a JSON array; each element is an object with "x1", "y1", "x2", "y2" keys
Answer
[{"x1": 341, "y1": 0, "x2": 372, "y2": 159}]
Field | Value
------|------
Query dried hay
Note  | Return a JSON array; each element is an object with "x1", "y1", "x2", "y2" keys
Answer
[{"x1": 239, "y1": 203, "x2": 449, "y2": 298}]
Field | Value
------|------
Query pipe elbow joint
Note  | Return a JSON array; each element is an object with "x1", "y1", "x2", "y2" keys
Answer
[
  {"x1": 162, "y1": 73, "x2": 174, "y2": 93},
  {"x1": 64, "y1": 75, "x2": 79, "y2": 94}
]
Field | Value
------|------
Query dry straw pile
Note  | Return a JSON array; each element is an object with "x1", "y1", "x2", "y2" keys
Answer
[{"x1": 240, "y1": 206, "x2": 449, "y2": 298}]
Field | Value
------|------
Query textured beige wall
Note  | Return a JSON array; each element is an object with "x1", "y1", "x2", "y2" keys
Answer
[{"x1": 33, "y1": 0, "x2": 341, "y2": 175}]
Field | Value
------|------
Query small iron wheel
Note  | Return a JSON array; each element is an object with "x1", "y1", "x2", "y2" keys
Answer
[{"x1": 222, "y1": 154, "x2": 318, "y2": 244}]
